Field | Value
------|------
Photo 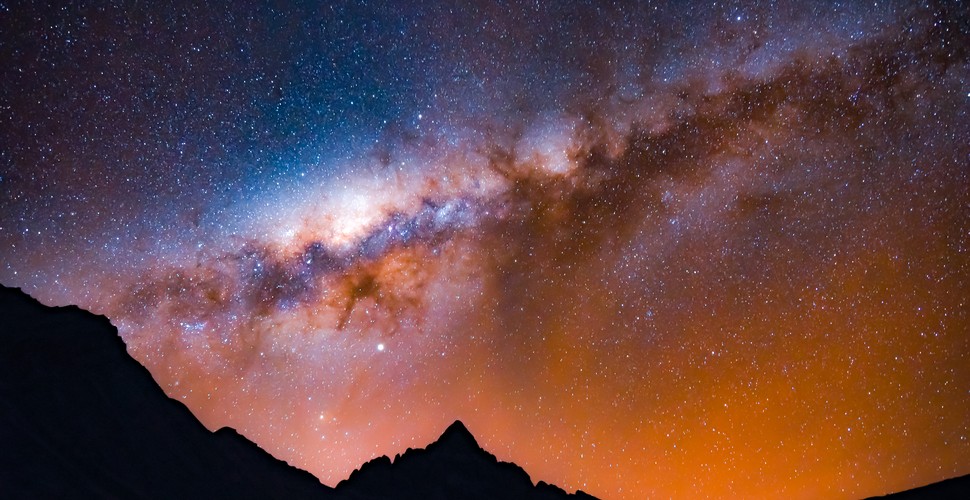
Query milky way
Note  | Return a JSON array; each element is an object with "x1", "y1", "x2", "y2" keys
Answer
[{"x1": 2, "y1": 2, "x2": 968, "y2": 498}]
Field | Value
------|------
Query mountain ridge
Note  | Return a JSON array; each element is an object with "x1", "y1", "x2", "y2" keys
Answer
[
  {"x1": 0, "y1": 284, "x2": 595, "y2": 499},
  {"x1": 0, "y1": 284, "x2": 331, "y2": 499},
  {"x1": 864, "y1": 473, "x2": 970, "y2": 500},
  {"x1": 3, "y1": 283, "x2": 967, "y2": 499},
  {"x1": 335, "y1": 418, "x2": 596, "y2": 499}
]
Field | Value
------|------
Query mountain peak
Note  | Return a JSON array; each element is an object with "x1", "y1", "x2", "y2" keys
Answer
[
  {"x1": 336, "y1": 419, "x2": 598, "y2": 499},
  {"x1": 433, "y1": 420, "x2": 480, "y2": 451},
  {"x1": 3, "y1": 283, "x2": 597, "y2": 499}
]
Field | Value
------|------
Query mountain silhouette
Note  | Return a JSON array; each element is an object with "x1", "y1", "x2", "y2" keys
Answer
[
  {"x1": 334, "y1": 419, "x2": 596, "y2": 499},
  {"x1": 0, "y1": 284, "x2": 332, "y2": 499},
  {"x1": 0, "y1": 285, "x2": 594, "y2": 499},
  {"x1": 864, "y1": 473, "x2": 970, "y2": 499},
  {"x1": 3, "y1": 283, "x2": 966, "y2": 499}
]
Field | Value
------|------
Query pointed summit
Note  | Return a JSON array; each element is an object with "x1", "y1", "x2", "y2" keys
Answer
[
  {"x1": 432, "y1": 420, "x2": 480, "y2": 451},
  {"x1": 336, "y1": 419, "x2": 598, "y2": 499}
]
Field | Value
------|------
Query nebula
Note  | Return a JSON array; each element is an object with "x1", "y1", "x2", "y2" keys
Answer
[{"x1": 2, "y1": 1, "x2": 968, "y2": 498}]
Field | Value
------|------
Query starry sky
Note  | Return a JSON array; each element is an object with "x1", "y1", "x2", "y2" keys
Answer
[{"x1": 2, "y1": 1, "x2": 968, "y2": 498}]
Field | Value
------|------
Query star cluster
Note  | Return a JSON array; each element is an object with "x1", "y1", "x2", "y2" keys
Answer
[{"x1": 2, "y1": 1, "x2": 968, "y2": 498}]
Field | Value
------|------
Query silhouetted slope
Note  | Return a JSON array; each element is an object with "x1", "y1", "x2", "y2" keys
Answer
[
  {"x1": 1, "y1": 284, "x2": 966, "y2": 499},
  {"x1": 0, "y1": 285, "x2": 332, "y2": 499},
  {"x1": 865, "y1": 473, "x2": 970, "y2": 499},
  {"x1": 335, "y1": 420, "x2": 597, "y2": 500},
  {"x1": 0, "y1": 284, "x2": 599, "y2": 499}
]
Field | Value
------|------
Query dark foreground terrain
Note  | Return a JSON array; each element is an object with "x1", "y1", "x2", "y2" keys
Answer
[
  {"x1": 865, "y1": 473, "x2": 970, "y2": 500},
  {"x1": 1, "y1": 284, "x2": 965, "y2": 499},
  {"x1": 0, "y1": 285, "x2": 593, "y2": 499}
]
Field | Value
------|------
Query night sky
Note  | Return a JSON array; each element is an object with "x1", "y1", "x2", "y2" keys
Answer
[{"x1": 2, "y1": 1, "x2": 968, "y2": 498}]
